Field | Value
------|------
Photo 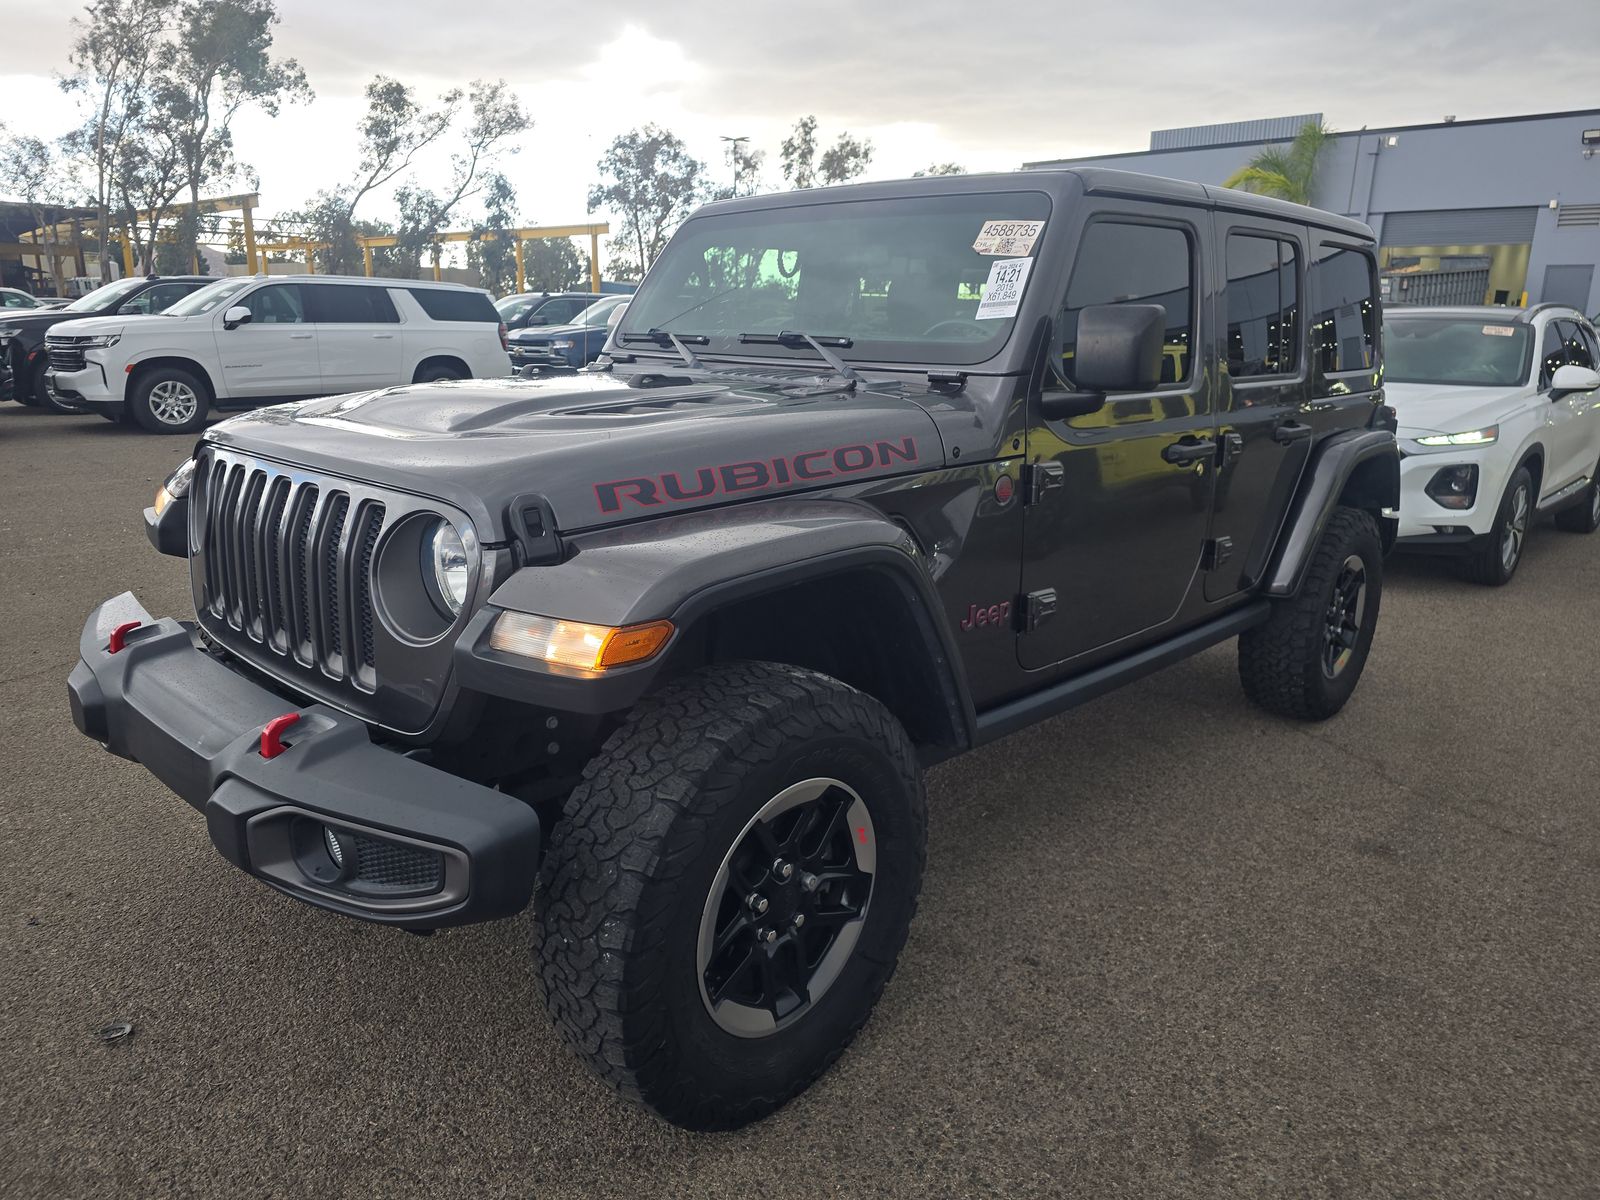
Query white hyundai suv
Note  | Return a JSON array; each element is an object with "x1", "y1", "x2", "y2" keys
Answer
[
  {"x1": 43, "y1": 275, "x2": 512, "y2": 434},
  {"x1": 1384, "y1": 304, "x2": 1600, "y2": 585}
]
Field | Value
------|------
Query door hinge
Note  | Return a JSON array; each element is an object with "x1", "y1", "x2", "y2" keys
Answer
[
  {"x1": 1202, "y1": 536, "x2": 1234, "y2": 570},
  {"x1": 1025, "y1": 461, "x2": 1065, "y2": 505},
  {"x1": 1220, "y1": 431, "x2": 1244, "y2": 469},
  {"x1": 1020, "y1": 588, "x2": 1058, "y2": 632}
]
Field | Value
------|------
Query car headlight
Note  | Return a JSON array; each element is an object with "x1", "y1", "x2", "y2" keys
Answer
[
  {"x1": 1416, "y1": 426, "x2": 1497, "y2": 447},
  {"x1": 550, "y1": 339, "x2": 575, "y2": 350},
  {"x1": 153, "y1": 457, "x2": 196, "y2": 515},
  {"x1": 423, "y1": 519, "x2": 470, "y2": 616},
  {"x1": 78, "y1": 333, "x2": 121, "y2": 349}
]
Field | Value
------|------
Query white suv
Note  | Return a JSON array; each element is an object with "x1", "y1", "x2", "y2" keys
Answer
[
  {"x1": 1385, "y1": 304, "x2": 1600, "y2": 584},
  {"x1": 43, "y1": 275, "x2": 512, "y2": 434}
]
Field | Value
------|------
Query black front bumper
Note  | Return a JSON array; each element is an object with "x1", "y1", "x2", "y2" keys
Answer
[{"x1": 67, "y1": 593, "x2": 541, "y2": 928}]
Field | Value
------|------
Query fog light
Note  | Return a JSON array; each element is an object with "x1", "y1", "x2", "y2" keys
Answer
[
  {"x1": 324, "y1": 825, "x2": 346, "y2": 868},
  {"x1": 1425, "y1": 464, "x2": 1478, "y2": 510}
]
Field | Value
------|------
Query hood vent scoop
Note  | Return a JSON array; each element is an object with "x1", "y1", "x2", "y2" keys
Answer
[{"x1": 552, "y1": 384, "x2": 736, "y2": 417}]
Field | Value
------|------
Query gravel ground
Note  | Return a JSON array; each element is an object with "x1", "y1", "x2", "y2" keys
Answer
[{"x1": 3, "y1": 403, "x2": 1598, "y2": 1199}]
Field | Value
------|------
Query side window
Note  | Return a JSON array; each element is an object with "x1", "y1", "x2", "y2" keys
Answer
[
  {"x1": 122, "y1": 282, "x2": 193, "y2": 314},
  {"x1": 1539, "y1": 322, "x2": 1568, "y2": 386},
  {"x1": 1578, "y1": 323, "x2": 1600, "y2": 368},
  {"x1": 1560, "y1": 320, "x2": 1595, "y2": 370},
  {"x1": 4, "y1": 292, "x2": 32, "y2": 307},
  {"x1": 539, "y1": 298, "x2": 583, "y2": 323},
  {"x1": 242, "y1": 284, "x2": 306, "y2": 325},
  {"x1": 1225, "y1": 234, "x2": 1299, "y2": 378},
  {"x1": 306, "y1": 284, "x2": 398, "y2": 323},
  {"x1": 1309, "y1": 244, "x2": 1377, "y2": 378},
  {"x1": 1059, "y1": 220, "x2": 1194, "y2": 388}
]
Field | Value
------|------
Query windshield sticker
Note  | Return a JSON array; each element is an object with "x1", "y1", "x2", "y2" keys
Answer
[
  {"x1": 973, "y1": 220, "x2": 1045, "y2": 257},
  {"x1": 974, "y1": 258, "x2": 1034, "y2": 320},
  {"x1": 1482, "y1": 325, "x2": 1516, "y2": 336}
]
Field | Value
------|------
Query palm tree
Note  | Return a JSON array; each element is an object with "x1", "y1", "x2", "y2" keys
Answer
[{"x1": 1222, "y1": 120, "x2": 1334, "y2": 206}]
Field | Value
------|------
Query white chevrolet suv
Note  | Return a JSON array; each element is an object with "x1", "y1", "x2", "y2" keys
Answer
[
  {"x1": 1384, "y1": 304, "x2": 1600, "y2": 585},
  {"x1": 43, "y1": 275, "x2": 512, "y2": 434}
]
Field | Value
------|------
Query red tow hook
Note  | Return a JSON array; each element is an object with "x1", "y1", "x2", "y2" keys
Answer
[
  {"x1": 259, "y1": 712, "x2": 302, "y2": 760},
  {"x1": 108, "y1": 621, "x2": 142, "y2": 654}
]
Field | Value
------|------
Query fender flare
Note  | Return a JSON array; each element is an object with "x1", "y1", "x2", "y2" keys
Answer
[
  {"x1": 453, "y1": 497, "x2": 976, "y2": 749},
  {"x1": 1263, "y1": 429, "x2": 1399, "y2": 597}
]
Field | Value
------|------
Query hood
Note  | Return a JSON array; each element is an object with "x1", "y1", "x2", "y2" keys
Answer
[
  {"x1": 202, "y1": 373, "x2": 946, "y2": 539},
  {"x1": 1385, "y1": 381, "x2": 1530, "y2": 438},
  {"x1": 0, "y1": 308, "x2": 76, "y2": 334},
  {"x1": 508, "y1": 321, "x2": 602, "y2": 344},
  {"x1": 46, "y1": 313, "x2": 132, "y2": 338}
]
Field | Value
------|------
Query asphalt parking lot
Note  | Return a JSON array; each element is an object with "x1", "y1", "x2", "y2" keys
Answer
[{"x1": 3, "y1": 402, "x2": 1599, "y2": 1199}]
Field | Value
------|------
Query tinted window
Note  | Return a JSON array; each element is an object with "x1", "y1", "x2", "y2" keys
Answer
[
  {"x1": 406, "y1": 288, "x2": 499, "y2": 322},
  {"x1": 1059, "y1": 221, "x2": 1193, "y2": 387},
  {"x1": 1559, "y1": 320, "x2": 1595, "y2": 370},
  {"x1": 307, "y1": 283, "x2": 398, "y2": 323},
  {"x1": 241, "y1": 284, "x2": 306, "y2": 325},
  {"x1": 120, "y1": 282, "x2": 198, "y2": 315},
  {"x1": 1226, "y1": 234, "x2": 1298, "y2": 378},
  {"x1": 3, "y1": 291, "x2": 38, "y2": 308},
  {"x1": 534, "y1": 297, "x2": 586, "y2": 323},
  {"x1": 1384, "y1": 317, "x2": 1532, "y2": 388},
  {"x1": 1539, "y1": 322, "x2": 1567, "y2": 386},
  {"x1": 575, "y1": 297, "x2": 625, "y2": 326},
  {"x1": 165, "y1": 277, "x2": 252, "y2": 316},
  {"x1": 1309, "y1": 245, "x2": 1377, "y2": 376},
  {"x1": 1579, "y1": 322, "x2": 1600, "y2": 367},
  {"x1": 63, "y1": 277, "x2": 145, "y2": 313}
]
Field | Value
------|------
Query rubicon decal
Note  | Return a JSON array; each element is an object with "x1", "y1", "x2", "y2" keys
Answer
[{"x1": 595, "y1": 437, "x2": 920, "y2": 513}]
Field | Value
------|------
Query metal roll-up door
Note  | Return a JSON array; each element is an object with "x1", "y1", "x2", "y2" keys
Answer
[{"x1": 1380, "y1": 208, "x2": 1539, "y2": 246}]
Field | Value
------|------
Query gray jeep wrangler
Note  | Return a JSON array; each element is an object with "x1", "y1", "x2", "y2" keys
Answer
[{"x1": 68, "y1": 169, "x2": 1398, "y2": 1129}]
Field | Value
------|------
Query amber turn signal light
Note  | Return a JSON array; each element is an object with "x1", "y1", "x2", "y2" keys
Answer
[{"x1": 488, "y1": 613, "x2": 674, "y2": 672}]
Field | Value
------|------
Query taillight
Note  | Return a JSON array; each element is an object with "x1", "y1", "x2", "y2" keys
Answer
[{"x1": 499, "y1": 322, "x2": 509, "y2": 352}]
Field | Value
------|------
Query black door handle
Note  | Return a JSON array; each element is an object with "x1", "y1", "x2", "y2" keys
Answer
[
  {"x1": 1274, "y1": 421, "x2": 1313, "y2": 445},
  {"x1": 1162, "y1": 437, "x2": 1216, "y2": 466}
]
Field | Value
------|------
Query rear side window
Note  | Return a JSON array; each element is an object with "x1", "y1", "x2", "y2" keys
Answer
[
  {"x1": 1059, "y1": 220, "x2": 1195, "y2": 387},
  {"x1": 241, "y1": 284, "x2": 307, "y2": 325},
  {"x1": 406, "y1": 288, "x2": 499, "y2": 322},
  {"x1": 1225, "y1": 234, "x2": 1299, "y2": 378},
  {"x1": 307, "y1": 284, "x2": 398, "y2": 323},
  {"x1": 1309, "y1": 244, "x2": 1377, "y2": 378}
]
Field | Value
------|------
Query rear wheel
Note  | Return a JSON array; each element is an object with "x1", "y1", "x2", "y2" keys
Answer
[
  {"x1": 1463, "y1": 467, "x2": 1532, "y2": 585},
  {"x1": 1553, "y1": 462, "x2": 1600, "y2": 534},
  {"x1": 413, "y1": 361, "x2": 466, "y2": 384},
  {"x1": 1238, "y1": 506, "x2": 1383, "y2": 721},
  {"x1": 128, "y1": 366, "x2": 208, "y2": 434},
  {"x1": 536, "y1": 661, "x2": 925, "y2": 1130}
]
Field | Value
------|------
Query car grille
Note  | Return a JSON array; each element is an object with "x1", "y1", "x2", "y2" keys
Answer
[
  {"x1": 195, "y1": 456, "x2": 386, "y2": 693},
  {"x1": 46, "y1": 342, "x2": 86, "y2": 372}
]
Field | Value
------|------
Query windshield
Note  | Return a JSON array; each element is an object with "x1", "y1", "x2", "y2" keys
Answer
[
  {"x1": 572, "y1": 296, "x2": 623, "y2": 326},
  {"x1": 619, "y1": 191, "x2": 1053, "y2": 367},
  {"x1": 64, "y1": 277, "x2": 147, "y2": 313},
  {"x1": 1383, "y1": 316, "x2": 1533, "y2": 387},
  {"x1": 496, "y1": 294, "x2": 540, "y2": 320},
  {"x1": 164, "y1": 277, "x2": 253, "y2": 317}
]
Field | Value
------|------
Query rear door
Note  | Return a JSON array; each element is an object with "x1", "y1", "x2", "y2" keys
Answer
[
  {"x1": 1205, "y1": 218, "x2": 1311, "y2": 599},
  {"x1": 216, "y1": 282, "x2": 319, "y2": 399},
  {"x1": 306, "y1": 283, "x2": 404, "y2": 391},
  {"x1": 1544, "y1": 319, "x2": 1600, "y2": 494},
  {"x1": 1020, "y1": 205, "x2": 1217, "y2": 669}
]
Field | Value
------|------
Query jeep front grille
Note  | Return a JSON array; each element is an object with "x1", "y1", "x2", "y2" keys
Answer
[{"x1": 196, "y1": 458, "x2": 385, "y2": 692}]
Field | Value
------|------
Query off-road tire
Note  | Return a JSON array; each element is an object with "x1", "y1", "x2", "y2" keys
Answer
[
  {"x1": 128, "y1": 365, "x2": 208, "y2": 434},
  {"x1": 1463, "y1": 466, "x2": 1532, "y2": 585},
  {"x1": 1553, "y1": 461, "x2": 1600, "y2": 534},
  {"x1": 535, "y1": 661, "x2": 926, "y2": 1131},
  {"x1": 1238, "y1": 506, "x2": 1383, "y2": 721}
]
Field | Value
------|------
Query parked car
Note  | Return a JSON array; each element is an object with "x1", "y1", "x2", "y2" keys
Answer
[
  {"x1": 506, "y1": 295, "x2": 628, "y2": 371},
  {"x1": 1384, "y1": 304, "x2": 1600, "y2": 583},
  {"x1": 43, "y1": 274, "x2": 512, "y2": 433},
  {"x1": 0, "y1": 287, "x2": 66, "y2": 311},
  {"x1": 67, "y1": 169, "x2": 1396, "y2": 1130},
  {"x1": 0, "y1": 274, "x2": 211, "y2": 410},
  {"x1": 495, "y1": 291, "x2": 603, "y2": 331}
]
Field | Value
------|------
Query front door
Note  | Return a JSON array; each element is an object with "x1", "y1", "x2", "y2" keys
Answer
[
  {"x1": 1020, "y1": 209, "x2": 1216, "y2": 669},
  {"x1": 216, "y1": 282, "x2": 319, "y2": 399},
  {"x1": 1204, "y1": 218, "x2": 1312, "y2": 599}
]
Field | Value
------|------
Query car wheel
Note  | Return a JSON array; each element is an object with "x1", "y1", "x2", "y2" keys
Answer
[
  {"x1": 536, "y1": 661, "x2": 926, "y2": 1130},
  {"x1": 1238, "y1": 506, "x2": 1383, "y2": 721},
  {"x1": 1463, "y1": 466, "x2": 1532, "y2": 585},
  {"x1": 414, "y1": 362, "x2": 466, "y2": 384},
  {"x1": 1553, "y1": 461, "x2": 1600, "y2": 534},
  {"x1": 129, "y1": 367, "x2": 208, "y2": 434}
]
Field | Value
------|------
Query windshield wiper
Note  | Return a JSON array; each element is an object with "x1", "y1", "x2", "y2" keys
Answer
[
  {"x1": 619, "y1": 328, "x2": 709, "y2": 369},
  {"x1": 738, "y1": 330, "x2": 862, "y2": 385}
]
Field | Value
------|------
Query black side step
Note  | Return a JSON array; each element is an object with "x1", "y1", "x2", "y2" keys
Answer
[{"x1": 973, "y1": 601, "x2": 1271, "y2": 745}]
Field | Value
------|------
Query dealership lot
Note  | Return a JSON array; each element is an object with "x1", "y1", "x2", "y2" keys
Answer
[{"x1": 4, "y1": 405, "x2": 1599, "y2": 1197}]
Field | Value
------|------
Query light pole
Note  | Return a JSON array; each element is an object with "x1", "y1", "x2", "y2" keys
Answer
[{"x1": 720, "y1": 135, "x2": 750, "y2": 196}]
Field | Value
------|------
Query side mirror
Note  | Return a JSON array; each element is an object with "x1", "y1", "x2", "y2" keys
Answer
[
  {"x1": 1549, "y1": 363, "x2": 1600, "y2": 400},
  {"x1": 1040, "y1": 304, "x2": 1166, "y2": 420},
  {"x1": 222, "y1": 305, "x2": 253, "y2": 330}
]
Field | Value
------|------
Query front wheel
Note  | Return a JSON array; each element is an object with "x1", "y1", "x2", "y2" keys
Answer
[
  {"x1": 1238, "y1": 506, "x2": 1383, "y2": 721},
  {"x1": 1463, "y1": 466, "x2": 1532, "y2": 585},
  {"x1": 535, "y1": 661, "x2": 926, "y2": 1130},
  {"x1": 128, "y1": 366, "x2": 208, "y2": 434}
]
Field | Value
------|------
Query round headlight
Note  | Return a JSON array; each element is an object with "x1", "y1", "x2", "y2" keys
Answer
[{"x1": 424, "y1": 519, "x2": 469, "y2": 616}]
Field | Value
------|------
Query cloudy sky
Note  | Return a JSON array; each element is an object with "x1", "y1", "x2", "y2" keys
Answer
[{"x1": 3, "y1": 0, "x2": 1598, "y2": 260}]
